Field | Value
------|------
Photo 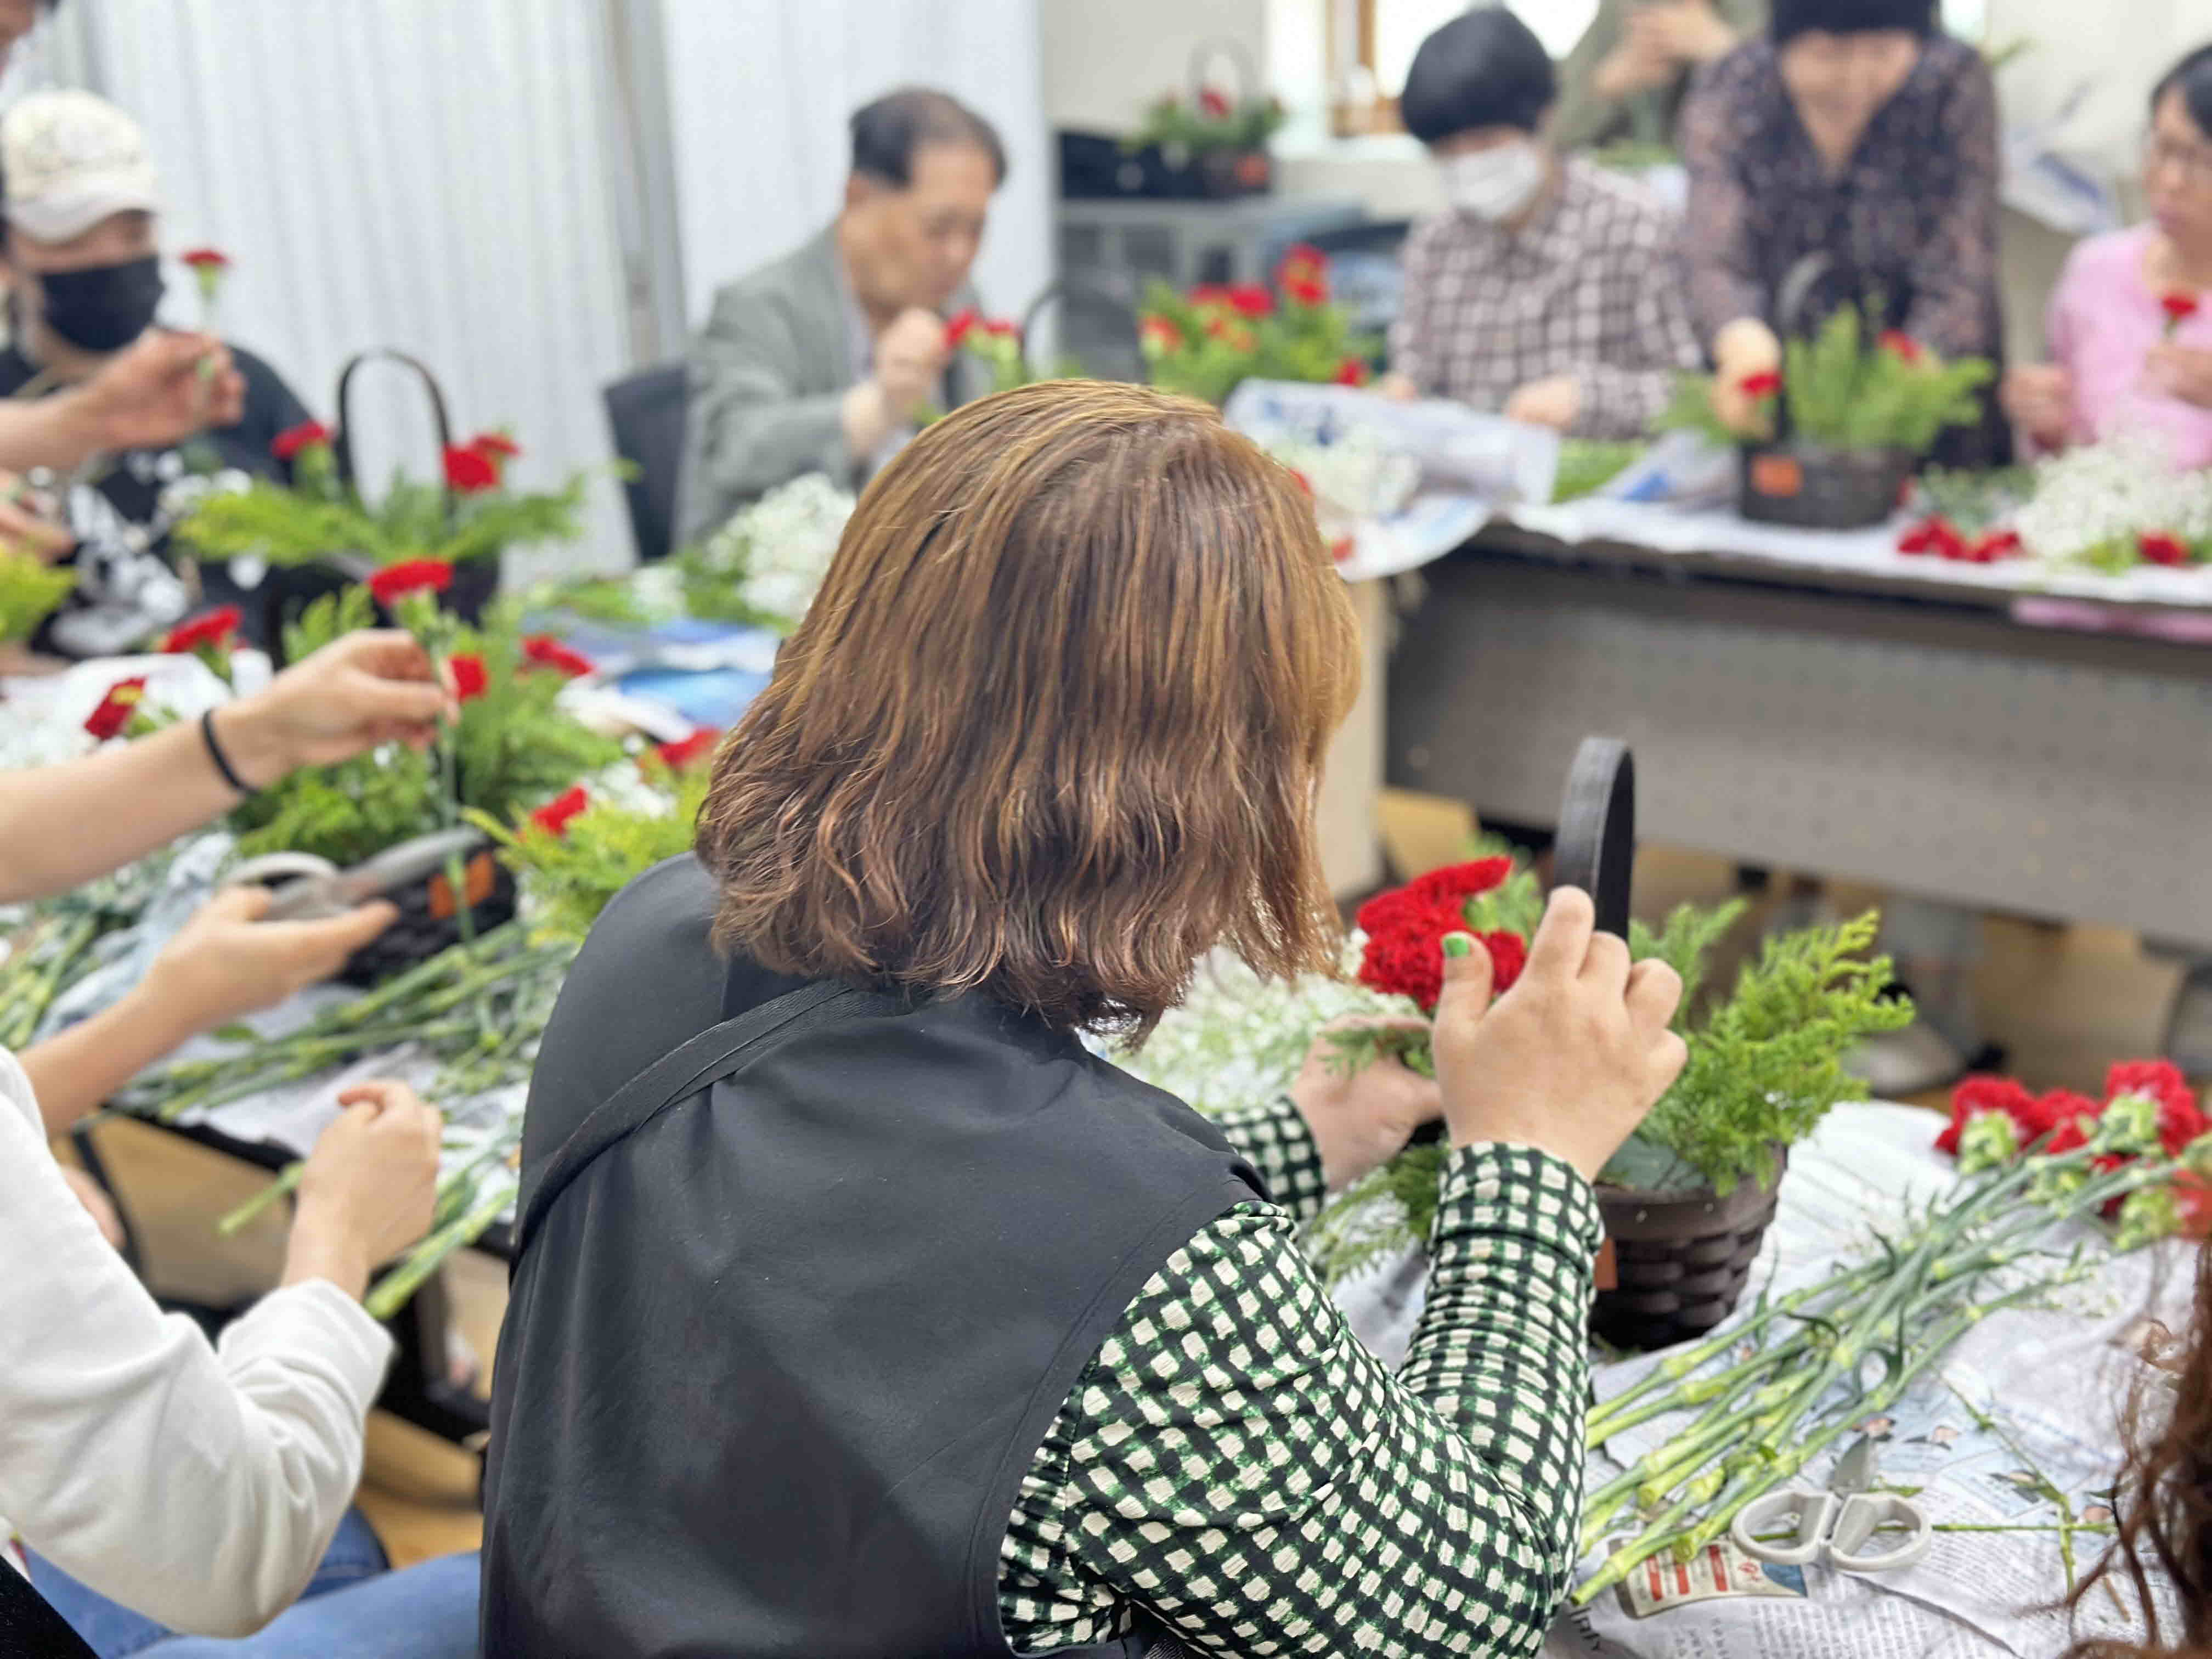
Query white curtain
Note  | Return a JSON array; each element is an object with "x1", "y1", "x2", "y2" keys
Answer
[
  {"x1": 58, "y1": 0, "x2": 637, "y2": 579},
  {"x1": 659, "y1": 0, "x2": 1051, "y2": 335}
]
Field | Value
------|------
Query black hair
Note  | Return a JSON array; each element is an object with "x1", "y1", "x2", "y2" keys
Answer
[
  {"x1": 1770, "y1": 0, "x2": 1939, "y2": 42},
  {"x1": 2153, "y1": 44, "x2": 2212, "y2": 142},
  {"x1": 1399, "y1": 6, "x2": 1555, "y2": 143},
  {"x1": 849, "y1": 88, "x2": 1005, "y2": 189}
]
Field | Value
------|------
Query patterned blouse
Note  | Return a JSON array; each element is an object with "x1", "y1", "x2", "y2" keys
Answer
[
  {"x1": 996, "y1": 1094, "x2": 1604, "y2": 1657},
  {"x1": 1388, "y1": 158, "x2": 1706, "y2": 442},
  {"x1": 1678, "y1": 33, "x2": 2008, "y2": 464}
]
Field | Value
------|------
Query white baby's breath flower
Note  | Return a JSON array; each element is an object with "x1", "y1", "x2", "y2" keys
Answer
[
  {"x1": 2016, "y1": 433, "x2": 2212, "y2": 566},
  {"x1": 697, "y1": 472, "x2": 856, "y2": 627}
]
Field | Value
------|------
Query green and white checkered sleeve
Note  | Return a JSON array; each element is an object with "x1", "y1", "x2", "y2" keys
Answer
[
  {"x1": 997, "y1": 1146, "x2": 1603, "y2": 1658},
  {"x1": 1207, "y1": 1094, "x2": 1328, "y2": 1222}
]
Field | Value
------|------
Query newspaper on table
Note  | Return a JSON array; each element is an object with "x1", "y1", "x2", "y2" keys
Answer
[
  {"x1": 1333, "y1": 1103, "x2": 2186, "y2": 1658},
  {"x1": 1222, "y1": 380, "x2": 1558, "y2": 582}
]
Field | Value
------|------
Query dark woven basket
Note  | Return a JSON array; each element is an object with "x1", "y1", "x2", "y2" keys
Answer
[
  {"x1": 1592, "y1": 1150, "x2": 1788, "y2": 1351},
  {"x1": 335, "y1": 848, "x2": 516, "y2": 988},
  {"x1": 1737, "y1": 443, "x2": 1912, "y2": 531}
]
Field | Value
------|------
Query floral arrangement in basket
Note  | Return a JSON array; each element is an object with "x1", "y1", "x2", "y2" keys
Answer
[
  {"x1": 223, "y1": 568, "x2": 620, "y2": 868},
  {"x1": 1316, "y1": 856, "x2": 1909, "y2": 1287},
  {"x1": 1130, "y1": 84, "x2": 1286, "y2": 159},
  {"x1": 1576, "y1": 1061, "x2": 2212, "y2": 1605},
  {"x1": 1662, "y1": 304, "x2": 1991, "y2": 455},
  {"x1": 678, "y1": 471, "x2": 855, "y2": 633},
  {"x1": 173, "y1": 420, "x2": 586, "y2": 574},
  {"x1": 1141, "y1": 245, "x2": 1378, "y2": 408}
]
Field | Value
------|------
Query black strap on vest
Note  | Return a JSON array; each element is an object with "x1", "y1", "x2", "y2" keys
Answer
[
  {"x1": 1552, "y1": 736, "x2": 1635, "y2": 941},
  {"x1": 516, "y1": 978, "x2": 882, "y2": 1259},
  {"x1": 0, "y1": 1561, "x2": 98, "y2": 1659}
]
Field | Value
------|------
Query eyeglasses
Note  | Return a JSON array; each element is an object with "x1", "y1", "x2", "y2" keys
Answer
[{"x1": 2143, "y1": 132, "x2": 2212, "y2": 187}]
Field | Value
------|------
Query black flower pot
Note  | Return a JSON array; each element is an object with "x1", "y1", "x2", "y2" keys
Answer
[
  {"x1": 1739, "y1": 442, "x2": 1914, "y2": 532},
  {"x1": 1593, "y1": 1149, "x2": 1788, "y2": 1351}
]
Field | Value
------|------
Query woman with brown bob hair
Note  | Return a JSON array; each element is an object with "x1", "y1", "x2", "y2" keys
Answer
[{"x1": 484, "y1": 381, "x2": 1686, "y2": 1658}]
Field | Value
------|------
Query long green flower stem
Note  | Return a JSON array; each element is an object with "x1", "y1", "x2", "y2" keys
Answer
[
  {"x1": 1579, "y1": 1146, "x2": 2167, "y2": 1555},
  {"x1": 1575, "y1": 1269, "x2": 2083, "y2": 1604},
  {"x1": 216, "y1": 1160, "x2": 304, "y2": 1236},
  {"x1": 362, "y1": 1177, "x2": 516, "y2": 1321},
  {"x1": 0, "y1": 913, "x2": 99, "y2": 1048}
]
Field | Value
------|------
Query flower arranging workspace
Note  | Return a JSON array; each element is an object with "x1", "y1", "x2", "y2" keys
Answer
[{"x1": 7, "y1": 7, "x2": 2212, "y2": 1658}]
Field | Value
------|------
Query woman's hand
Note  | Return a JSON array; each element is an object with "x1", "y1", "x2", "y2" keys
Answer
[
  {"x1": 2144, "y1": 342, "x2": 2212, "y2": 410},
  {"x1": 1288, "y1": 1019, "x2": 1443, "y2": 1190},
  {"x1": 283, "y1": 1080, "x2": 443, "y2": 1301},
  {"x1": 1431, "y1": 888, "x2": 1686, "y2": 1183},
  {"x1": 143, "y1": 886, "x2": 399, "y2": 1038},
  {"x1": 76, "y1": 329, "x2": 247, "y2": 450},
  {"x1": 0, "y1": 472, "x2": 73, "y2": 562},
  {"x1": 211, "y1": 630, "x2": 455, "y2": 789},
  {"x1": 2000, "y1": 363, "x2": 2074, "y2": 448},
  {"x1": 1709, "y1": 318, "x2": 1784, "y2": 436},
  {"x1": 1504, "y1": 375, "x2": 1583, "y2": 432}
]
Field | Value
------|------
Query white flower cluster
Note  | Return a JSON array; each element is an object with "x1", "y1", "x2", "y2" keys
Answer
[
  {"x1": 1101, "y1": 939, "x2": 1414, "y2": 1119},
  {"x1": 2015, "y1": 433, "x2": 2212, "y2": 566},
  {"x1": 1262, "y1": 429, "x2": 1419, "y2": 530},
  {"x1": 697, "y1": 472, "x2": 856, "y2": 625}
]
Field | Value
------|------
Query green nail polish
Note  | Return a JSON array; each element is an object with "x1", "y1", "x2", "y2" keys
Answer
[{"x1": 1441, "y1": 932, "x2": 1475, "y2": 958}]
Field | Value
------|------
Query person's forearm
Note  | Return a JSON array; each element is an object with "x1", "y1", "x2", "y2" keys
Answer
[
  {"x1": 0, "y1": 707, "x2": 272, "y2": 902},
  {"x1": 1211, "y1": 1094, "x2": 1329, "y2": 1224},
  {"x1": 19, "y1": 981, "x2": 201, "y2": 1134},
  {"x1": 0, "y1": 390, "x2": 106, "y2": 474}
]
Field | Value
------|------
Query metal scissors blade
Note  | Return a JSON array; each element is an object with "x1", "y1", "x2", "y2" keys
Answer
[{"x1": 258, "y1": 827, "x2": 487, "y2": 921}]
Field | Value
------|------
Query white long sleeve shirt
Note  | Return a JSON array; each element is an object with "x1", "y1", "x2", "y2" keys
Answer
[{"x1": 0, "y1": 1046, "x2": 393, "y2": 1636}]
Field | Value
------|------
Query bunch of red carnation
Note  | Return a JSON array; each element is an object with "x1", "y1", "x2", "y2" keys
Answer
[
  {"x1": 1897, "y1": 517, "x2": 2021, "y2": 564},
  {"x1": 1934, "y1": 1059, "x2": 2212, "y2": 1226},
  {"x1": 1354, "y1": 857, "x2": 1527, "y2": 1014}
]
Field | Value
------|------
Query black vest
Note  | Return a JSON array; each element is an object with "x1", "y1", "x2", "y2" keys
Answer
[{"x1": 482, "y1": 856, "x2": 1260, "y2": 1657}]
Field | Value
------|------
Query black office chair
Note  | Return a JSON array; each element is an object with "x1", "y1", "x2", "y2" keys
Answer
[{"x1": 602, "y1": 361, "x2": 689, "y2": 563}]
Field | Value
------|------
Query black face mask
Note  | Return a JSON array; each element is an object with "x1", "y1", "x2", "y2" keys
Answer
[{"x1": 36, "y1": 255, "x2": 165, "y2": 353}]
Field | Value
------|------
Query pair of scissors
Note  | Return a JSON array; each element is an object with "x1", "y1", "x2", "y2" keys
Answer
[
  {"x1": 1731, "y1": 1435, "x2": 1933, "y2": 1573},
  {"x1": 226, "y1": 826, "x2": 488, "y2": 922}
]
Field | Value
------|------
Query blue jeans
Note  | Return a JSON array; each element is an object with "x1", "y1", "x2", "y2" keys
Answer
[{"x1": 28, "y1": 1510, "x2": 478, "y2": 1658}]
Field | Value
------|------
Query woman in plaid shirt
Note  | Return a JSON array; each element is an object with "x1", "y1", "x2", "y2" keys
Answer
[{"x1": 1378, "y1": 8, "x2": 1705, "y2": 441}]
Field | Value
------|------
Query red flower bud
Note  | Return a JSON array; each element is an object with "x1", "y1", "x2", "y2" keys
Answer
[
  {"x1": 1139, "y1": 314, "x2": 1183, "y2": 354},
  {"x1": 1333, "y1": 358, "x2": 1368, "y2": 387},
  {"x1": 178, "y1": 247, "x2": 230, "y2": 270},
  {"x1": 1737, "y1": 370, "x2": 1784, "y2": 398},
  {"x1": 270, "y1": 420, "x2": 332, "y2": 463},
  {"x1": 945, "y1": 308, "x2": 980, "y2": 348},
  {"x1": 1226, "y1": 283, "x2": 1274, "y2": 318},
  {"x1": 442, "y1": 444, "x2": 500, "y2": 494},
  {"x1": 2140, "y1": 531, "x2": 2192, "y2": 567},
  {"x1": 2164, "y1": 292, "x2": 2201, "y2": 325},
  {"x1": 82, "y1": 677, "x2": 147, "y2": 742},
  {"x1": 530, "y1": 785, "x2": 589, "y2": 838},
  {"x1": 1198, "y1": 87, "x2": 1232, "y2": 119},
  {"x1": 469, "y1": 431, "x2": 522, "y2": 461},
  {"x1": 160, "y1": 605, "x2": 242, "y2": 656},
  {"x1": 521, "y1": 635, "x2": 596, "y2": 679},
  {"x1": 1877, "y1": 329, "x2": 1923, "y2": 365},
  {"x1": 365, "y1": 559, "x2": 455, "y2": 605},
  {"x1": 449, "y1": 653, "x2": 488, "y2": 702},
  {"x1": 652, "y1": 727, "x2": 721, "y2": 771}
]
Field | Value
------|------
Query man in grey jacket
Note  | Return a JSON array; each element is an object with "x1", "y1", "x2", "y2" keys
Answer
[{"x1": 675, "y1": 88, "x2": 1003, "y2": 543}]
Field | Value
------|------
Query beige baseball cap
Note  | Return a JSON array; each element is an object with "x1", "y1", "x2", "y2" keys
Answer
[{"x1": 1, "y1": 89, "x2": 159, "y2": 242}]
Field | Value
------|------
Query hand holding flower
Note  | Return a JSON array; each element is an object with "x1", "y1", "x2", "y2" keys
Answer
[
  {"x1": 214, "y1": 629, "x2": 454, "y2": 786},
  {"x1": 2143, "y1": 341, "x2": 2212, "y2": 410}
]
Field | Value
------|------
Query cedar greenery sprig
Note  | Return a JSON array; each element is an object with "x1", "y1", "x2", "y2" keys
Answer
[
  {"x1": 467, "y1": 763, "x2": 709, "y2": 947},
  {"x1": 0, "y1": 545, "x2": 74, "y2": 646}
]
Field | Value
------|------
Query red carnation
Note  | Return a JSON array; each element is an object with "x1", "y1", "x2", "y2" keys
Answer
[
  {"x1": 521, "y1": 635, "x2": 595, "y2": 679},
  {"x1": 270, "y1": 420, "x2": 332, "y2": 463},
  {"x1": 2164, "y1": 292, "x2": 2201, "y2": 333},
  {"x1": 1206, "y1": 317, "x2": 1259, "y2": 353},
  {"x1": 530, "y1": 785, "x2": 589, "y2": 838},
  {"x1": 1278, "y1": 245, "x2": 1330, "y2": 308},
  {"x1": 1198, "y1": 87, "x2": 1232, "y2": 119},
  {"x1": 1481, "y1": 930, "x2": 1527, "y2": 994},
  {"x1": 2105, "y1": 1060, "x2": 2202, "y2": 1153},
  {"x1": 1878, "y1": 329, "x2": 1924, "y2": 365},
  {"x1": 1898, "y1": 516, "x2": 1967, "y2": 560},
  {"x1": 1139, "y1": 315, "x2": 1183, "y2": 355},
  {"x1": 1966, "y1": 528, "x2": 2022, "y2": 563},
  {"x1": 178, "y1": 247, "x2": 229, "y2": 270},
  {"x1": 2140, "y1": 531, "x2": 2192, "y2": 567},
  {"x1": 442, "y1": 444, "x2": 500, "y2": 494},
  {"x1": 945, "y1": 308, "x2": 980, "y2": 348},
  {"x1": 82, "y1": 677, "x2": 148, "y2": 742},
  {"x1": 1334, "y1": 358, "x2": 1368, "y2": 387},
  {"x1": 1934, "y1": 1074, "x2": 2048, "y2": 1155},
  {"x1": 1226, "y1": 283, "x2": 1274, "y2": 318},
  {"x1": 469, "y1": 431, "x2": 521, "y2": 461},
  {"x1": 653, "y1": 727, "x2": 721, "y2": 771},
  {"x1": 1406, "y1": 857, "x2": 1514, "y2": 910},
  {"x1": 1737, "y1": 370, "x2": 1784, "y2": 399},
  {"x1": 365, "y1": 559, "x2": 454, "y2": 605},
  {"x1": 1188, "y1": 284, "x2": 1236, "y2": 312},
  {"x1": 161, "y1": 605, "x2": 241, "y2": 656},
  {"x1": 449, "y1": 653, "x2": 488, "y2": 703},
  {"x1": 983, "y1": 318, "x2": 1019, "y2": 340}
]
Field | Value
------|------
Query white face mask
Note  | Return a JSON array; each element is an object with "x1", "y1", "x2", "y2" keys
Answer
[{"x1": 1443, "y1": 143, "x2": 1547, "y2": 222}]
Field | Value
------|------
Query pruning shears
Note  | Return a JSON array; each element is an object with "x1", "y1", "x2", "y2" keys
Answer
[
  {"x1": 1732, "y1": 1435, "x2": 1933, "y2": 1574},
  {"x1": 225, "y1": 827, "x2": 488, "y2": 922}
]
